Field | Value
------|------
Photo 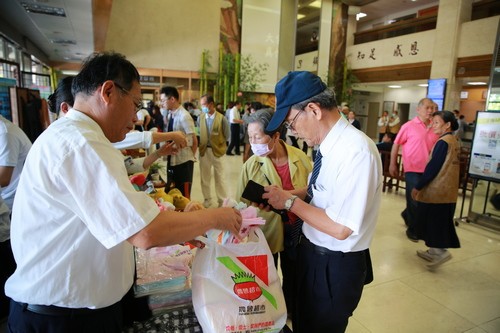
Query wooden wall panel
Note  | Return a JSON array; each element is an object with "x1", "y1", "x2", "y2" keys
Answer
[{"x1": 352, "y1": 62, "x2": 432, "y2": 83}]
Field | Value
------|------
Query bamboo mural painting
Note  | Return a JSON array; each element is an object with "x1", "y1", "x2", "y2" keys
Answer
[{"x1": 200, "y1": 0, "x2": 268, "y2": 106}]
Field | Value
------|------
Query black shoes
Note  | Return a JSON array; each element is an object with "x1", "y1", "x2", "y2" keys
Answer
[
  {"x1": 401, "y1": 211, "x2": 409, "y2": 227},
  {"x1": 226, "y1": 152, "x2": 234, "y2": 156}
]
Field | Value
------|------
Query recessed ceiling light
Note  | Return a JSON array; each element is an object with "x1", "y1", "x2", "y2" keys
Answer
[
  {"x1": 309, "y1": 1, "x2": 321, "y2": 8},
  {"x1": 467, "y1": 82, "x2": 487, "y2": 85},
  {"x1": 356, "y1": 13, "x2": 367, "y2": 21},
  {"x1": 418, "y1": 84, "x2": 428, "y2": 87},
  {"x1": 388, "y1": 85, "x2": 401, "y2": 88},
  {"x1": 297, "y1": 14, "x2": 305, "y2": 20}
]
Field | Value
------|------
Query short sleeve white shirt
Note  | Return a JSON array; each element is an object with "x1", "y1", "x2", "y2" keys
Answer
[
  {"x1": 169, "y1": 106, "x2": 196, "y2": 166},
  {"x1": 5, "y1": 109, "x2": 159, "y2": 308},
  {"x1": 112, "y1": 131, "x2": 153, "y2": 150},
  {"x1": 229, "y1": 106, "x2": 241, "y2": 124},
  {"x1": 0, "y1": 115, "x2": 32, "y2": 210},
  {"x1": 303, "y1": 117, "x2": 382, "y2": 252}
]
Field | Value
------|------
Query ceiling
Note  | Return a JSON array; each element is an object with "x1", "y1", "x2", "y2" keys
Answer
[
  {"x1": 0, "y1": 0, "x2": 444, "y2": 64},
  {"x1": 0, "y1": 0, "x2": 489, "y2": 89}
]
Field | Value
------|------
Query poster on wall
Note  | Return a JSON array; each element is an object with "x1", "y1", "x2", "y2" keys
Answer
[
  {"x1": 0, "y1": 78, "x2": 17, "y2": 121},
  {"x1": 468, "y1": 111, "x2": 500, "y2": 181}
]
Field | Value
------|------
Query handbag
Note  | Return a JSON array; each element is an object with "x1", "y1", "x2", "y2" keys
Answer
[{"x1": 192, "y1": 228, "x2": 287, "y2": 333}]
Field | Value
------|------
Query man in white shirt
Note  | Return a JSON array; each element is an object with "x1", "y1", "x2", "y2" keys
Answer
[
  {"x1": 0, "y1": 115, "x2": 31, "y2": 319},
  {"x1": 47, "y1": 76, "x2": 188, "y2": 151},
  {"x1": 262, "y1": 71, "x2": 382, "y2": 333},
  {"x1": 226, "y1": 101, "x2": 243, "y2": 156},
  {"x1": 160, "y1": 86, "x2": 198, "y2": 197},
  {"x1": 5, "y1": 52, "x2": 242, "y2": 333}
]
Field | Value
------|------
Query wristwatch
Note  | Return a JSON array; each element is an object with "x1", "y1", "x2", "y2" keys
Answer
[{"x1": 284, "y1": 195, "x2": 298, "y2": 211}]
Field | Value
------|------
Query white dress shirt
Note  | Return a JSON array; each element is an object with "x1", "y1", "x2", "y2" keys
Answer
[
  {"x1": 303, "y1": 117, "x2": 382, "y2": 252},
  {"x1": 5, "y1": 109, "x2": 159, "y2": 308}
]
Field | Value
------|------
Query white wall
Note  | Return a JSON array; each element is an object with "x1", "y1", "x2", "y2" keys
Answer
[
  {"x1": 106, "y1": 0, "x2": 220, "y2": 72},
  {"x1": 241, "y1": 0, "x2": 282, "y2": 93}
]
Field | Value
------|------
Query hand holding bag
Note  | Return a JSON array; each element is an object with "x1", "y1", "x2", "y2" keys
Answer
[{"x1": 192, "y1": 228, "x2": 287, "y2": 333}]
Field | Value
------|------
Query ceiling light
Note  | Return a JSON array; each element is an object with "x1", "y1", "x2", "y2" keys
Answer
[
  {"x1": 467, "y1": 82, "x2": 487, "y2": 85},
  {"x1": 356, "y1": 13, "x2": 367, "y2": 21},
  {"x1": 61, "y1": 70, "x2": 79, "y2": 75},
  {"x1": 297, "y1": 14, "x2": 305, "y2": 20},
  {"x1": 388, "y1": 85, "x2": 401, "y2": 88},
  {"x1": 51, "y1": 39, "x2": 76, "y2": 45},
  {"x1": 21, "y1": 2, "x2": 66, "y2": 17},
  {"x1": 309, "y1": 1, "x2": 321, "y2": 8},
  {"x1": 418, "y1": 84, "x2": 428, "y2": 87}
]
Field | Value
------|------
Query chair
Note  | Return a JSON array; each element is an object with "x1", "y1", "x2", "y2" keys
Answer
[{"x1": 381, "y1": 151, "x2": 405, "y2": 192}]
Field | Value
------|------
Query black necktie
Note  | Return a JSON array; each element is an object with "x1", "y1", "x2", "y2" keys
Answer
[
  {"x1": 291, "y1": 150, "x2": 323, "y2": 246},
  {"x1": 168, "y1": 113, "x2": 174, "y2": 132}
]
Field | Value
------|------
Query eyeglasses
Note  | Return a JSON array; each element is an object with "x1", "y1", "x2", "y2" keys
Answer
[
  {"x1": 114, "y1": 82, "x2": 143, "y2": 112},
  {"x1": 284, "y1": 110, "x2": 304, "y2": 131}
]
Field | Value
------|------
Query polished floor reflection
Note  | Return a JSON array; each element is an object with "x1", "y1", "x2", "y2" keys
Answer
[{"x1": 193, "y1": 154, "x2": 500, "y2": 333}]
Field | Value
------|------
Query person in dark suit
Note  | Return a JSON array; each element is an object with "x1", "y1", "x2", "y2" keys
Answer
[{"x1": 348, "y1": 110, "x2": 361, "y2": 130}]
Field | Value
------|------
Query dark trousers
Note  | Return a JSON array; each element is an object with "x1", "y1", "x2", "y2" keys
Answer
[
  {"x1": 1, "y1": 239, "x2": 16, "y2": 320},
  {"x1": 292, "y1": 239, "x2": 368, "y2": 333},
  {"x1": 170, "y1": 160, "x2": 194, "y2": 197},
  {"x1": 8, "y1": 300, "x2": 123, "y2": 333},
  {"x1": 226, "y1": 123, "x2": 241, "y2": 154},
  {"x1": 272, "y1": 248, "x2": 296, "y2": 316},
  {"x1": 403, "y1": 172, "x2": 422, "y2": 234}
]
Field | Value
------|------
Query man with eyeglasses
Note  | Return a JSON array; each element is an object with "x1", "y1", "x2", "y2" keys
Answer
[
  {"x1": 262, "y1": 71, "x2": 382, "y2": 333},
  {"x1": 159, "y1": 86, "x2": 198, "y2": 197},
  {"x1": 5, "y1": 52, "x2": 242, "y2": 333}
]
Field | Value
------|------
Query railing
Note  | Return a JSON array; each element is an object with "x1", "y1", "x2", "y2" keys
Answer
[{"x1": 353, "y1": 0, "x2": 499, "y2": 45}]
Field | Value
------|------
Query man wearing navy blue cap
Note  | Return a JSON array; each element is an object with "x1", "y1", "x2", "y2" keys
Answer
[{"x1": 263, "y1": 71, "x2": 382, "y2": 333}]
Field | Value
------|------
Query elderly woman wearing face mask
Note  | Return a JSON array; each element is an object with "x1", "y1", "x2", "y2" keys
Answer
[{"x1": 235, "y1": 108, "x2": 312, "y2": 318}]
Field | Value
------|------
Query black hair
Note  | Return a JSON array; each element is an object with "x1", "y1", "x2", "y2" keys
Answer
[
  {"x1": 433, "y1": 110, "x2": 459, "y2": 131},
  {"x1": 48, "y1": 76, "x2": 74, "y2": 116},
  {"x1": 201, "y1": 94, "x2": 215, "y2": 105},
  {"x1": 72, "y1": 52, "x2": 139, "y2": 97},
  {"x1": 160, "y1": 86, "x2": 179, "y2": 100},
  {"x1": 250, "y1": 101, "x2": 262, "y2": 111},
  {"x1": 385, "y1": 132, "x2": 396, "y2": 142}
]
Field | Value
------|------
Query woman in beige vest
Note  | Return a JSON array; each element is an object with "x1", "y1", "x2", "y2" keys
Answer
[{"x1": 411, "y1": 111, "x2": 460, "y2": 269}]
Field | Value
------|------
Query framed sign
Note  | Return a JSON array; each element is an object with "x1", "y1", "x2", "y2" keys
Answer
[
  {"x1": 383, "y1": 101, "x2": 394, "y2": 113},
  {"x1": 468, "y1": 111, "x2": 500, "y2": 181}
]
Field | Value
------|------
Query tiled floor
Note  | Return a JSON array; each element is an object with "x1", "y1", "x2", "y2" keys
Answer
[
  {"x1": 2, "y1": 152, "x2": 499, "y2": 333},
  {"x1": 194, "y1": 153, "x2": 500, "y2": 333}
]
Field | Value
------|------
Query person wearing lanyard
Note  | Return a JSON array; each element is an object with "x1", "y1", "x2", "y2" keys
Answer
[{"x1": 262, "y1": 71, "x2": 382, "y2": 333}]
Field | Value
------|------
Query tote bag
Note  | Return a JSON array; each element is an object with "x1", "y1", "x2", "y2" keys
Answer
[{"x1": 192, "y1": 228, "x2": 287, "y2": 333}]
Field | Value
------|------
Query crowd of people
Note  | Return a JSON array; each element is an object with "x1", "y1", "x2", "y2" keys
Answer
[{"x1": 0, "y1": 51, "x2": 466, "y2": 333}]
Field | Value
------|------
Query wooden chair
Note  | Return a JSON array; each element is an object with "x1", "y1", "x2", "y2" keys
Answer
[{"x1": 381, "y1": 151, "x2": 405, "y2": 192}]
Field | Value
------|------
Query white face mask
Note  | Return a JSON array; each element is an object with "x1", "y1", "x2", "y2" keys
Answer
[
  {"x1": 201, "y1": 106, "x2": 209, "y2": 113},
  {"x1": 250, "y1": 143, "x2": 271, "y2": 157}
]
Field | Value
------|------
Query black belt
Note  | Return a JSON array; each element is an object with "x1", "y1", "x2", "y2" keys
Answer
[
  {"x1": 299, "y1": 235, "x2": 364, "y2": 257},
  {"x1": 17, "y1": 301, "x2": 116, "y2": 316}
]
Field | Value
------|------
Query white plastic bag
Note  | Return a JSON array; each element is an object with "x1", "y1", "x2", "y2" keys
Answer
[{"x1": 192, "y1": 228, "x2": 287, "y2": 333}]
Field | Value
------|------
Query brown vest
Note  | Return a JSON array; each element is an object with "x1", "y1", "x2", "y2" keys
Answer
[
  {"x1": 416, "y1": 134, "x2": 460, "y2": 204},
  {"x1": 199, "y1": 112, "x2": 227, "y2": 157}
]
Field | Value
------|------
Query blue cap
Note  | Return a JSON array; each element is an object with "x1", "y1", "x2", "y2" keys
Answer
[{"x1": 266, "y1": 71, "x2": 327, "y2": 134}]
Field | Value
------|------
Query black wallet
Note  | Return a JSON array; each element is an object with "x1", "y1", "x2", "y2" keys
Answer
[{"x1": 241, "y1": 180, "x2": 287, "y2": 218}]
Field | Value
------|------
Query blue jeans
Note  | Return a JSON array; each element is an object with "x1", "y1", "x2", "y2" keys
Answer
[{"x1": 404, "y1": 172, "x2": 422, "y2": 234}]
